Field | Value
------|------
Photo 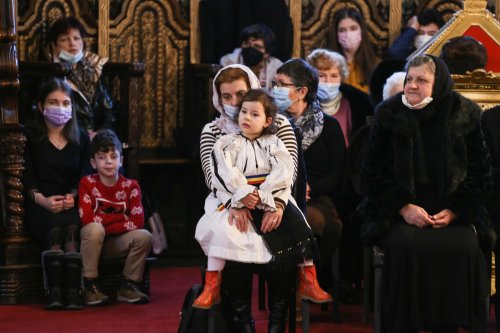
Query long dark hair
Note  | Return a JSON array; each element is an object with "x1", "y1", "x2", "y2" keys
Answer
[
  {"x1": 329, "y1": 8, "x2": 377, "y2": 86},
  {"x1": 36, "y1": 77, "x2": 81, "y2": 145}
]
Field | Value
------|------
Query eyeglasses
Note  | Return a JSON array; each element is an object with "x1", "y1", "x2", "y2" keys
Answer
[{"x1": 271, "y1": 80, "x2": 298, "y2": 89}]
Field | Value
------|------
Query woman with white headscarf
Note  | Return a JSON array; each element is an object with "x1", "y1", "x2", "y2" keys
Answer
[{"x1": 198, "y1": 64, "x2": 328, "y2": 332}]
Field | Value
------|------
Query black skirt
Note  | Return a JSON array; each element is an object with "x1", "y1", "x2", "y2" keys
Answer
[
  {"x1": 26, "y1": 202, "x2": 80, "y2": 250},
  {"x1": 250, "y1": 202, "x2": 317, "y2": 271},
  {"x1": 380, "y1": 222, "x2": 488, "y2": 331}
]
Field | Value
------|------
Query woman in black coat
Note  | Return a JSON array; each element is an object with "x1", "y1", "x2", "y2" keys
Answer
[{"x1": 361, "y1": 55, "x2": 494, "y2": 332}]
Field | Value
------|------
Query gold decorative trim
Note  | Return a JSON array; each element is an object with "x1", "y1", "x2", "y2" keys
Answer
[
  {"x1": 452, "y1": 70, "x2": 500, "y2": 110},
  {"x1": 388, "y1": 0, "x2": 402, "y2": 45},
  {"x1": 410, "y1": 6, "x2": 500, "y2": 59},
  {"x1": 463, "y1": 0, "x2": 487, "y2": 12},
  {"x1": 289, "y1": 0, "x2": 301, "y2": 58},
  {"x1": 190, "y1": 0, "x2": 200, "y2": 64},
  {"x1": 98, "y1": 0, "x2": 110, "y2": 58}
]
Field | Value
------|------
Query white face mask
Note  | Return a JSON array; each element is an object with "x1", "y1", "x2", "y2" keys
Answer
[
  {"x1": 413, "y1": 34, "x2": 432, "y2": 50},
  {"x1": 401, "y1": 94, "x2": 434, "y2": 109},
  {"x1": 58, "y1": 50, "x2": 84, "y2": 64},
  {"x1": 223, "y1": 103, "x2": 239, "y2": 118},
  {"x1": 317, "y1": 82, "x2": 341, "y2": 103}
]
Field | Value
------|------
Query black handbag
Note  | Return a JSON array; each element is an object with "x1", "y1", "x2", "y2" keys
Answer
[{"x1": 177, "y1": 284, "x2": 230, "y2": 333}]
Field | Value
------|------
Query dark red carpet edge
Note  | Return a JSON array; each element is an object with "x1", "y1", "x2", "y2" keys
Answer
[{"x1": 0, "y1": 266, "x2": 497, "y2": 333}]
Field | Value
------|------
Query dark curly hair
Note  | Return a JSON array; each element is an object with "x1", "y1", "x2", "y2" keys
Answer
[
  {"x1": 47, "y1": 16, "x2": 86, "y2": 44},
  {"x1": 90, "y1": 129, "x2": 122, "y2": 156}
]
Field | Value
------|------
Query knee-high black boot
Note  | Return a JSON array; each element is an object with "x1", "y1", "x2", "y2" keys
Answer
[
  {"x1": 266, "y1": 268, "x2": 295, "y2": 333},
  {"x1": 42, "y1": 250, "x2": 64, "y2": 310},
  {"x1": 222, "y1": 263, "x2": 256, "y2": 333},
  {"x1": 63, "y1": 252, "x2": 83, "y2": 310}
]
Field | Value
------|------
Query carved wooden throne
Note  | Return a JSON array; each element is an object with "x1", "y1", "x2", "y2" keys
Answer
[{"x1": 411, "y1": 0, "x2": 500, "y2": 110}]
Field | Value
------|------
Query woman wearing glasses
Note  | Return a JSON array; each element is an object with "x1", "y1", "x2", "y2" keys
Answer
[
  {"x1": 199, "y1": 64, "x2": 330, "y2": 332},
  {"x1": 274, "y1": 58, "x2": 347, "y2": 297}
]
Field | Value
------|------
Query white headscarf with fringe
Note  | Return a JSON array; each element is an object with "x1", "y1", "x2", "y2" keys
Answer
[{"x1": 212, "y1": 64, "x2": 261, "y2": 134}]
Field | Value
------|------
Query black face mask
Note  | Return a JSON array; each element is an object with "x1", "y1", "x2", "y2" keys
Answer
[{"x1": 241, "y1": 47, "x2": 264, "y2": 67}]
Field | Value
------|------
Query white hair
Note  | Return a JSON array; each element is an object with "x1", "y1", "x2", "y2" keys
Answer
[
  {"x1": 306, "y1": 48, "x2": 349, "y2": 80},
  {"x1": 382, "y1": 72, "x2": 406, "y2": 100}
]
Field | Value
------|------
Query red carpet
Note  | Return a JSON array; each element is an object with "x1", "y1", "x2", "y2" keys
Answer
[{"x1": 0, "y1": 266, "x2": 497, "y2": 332}]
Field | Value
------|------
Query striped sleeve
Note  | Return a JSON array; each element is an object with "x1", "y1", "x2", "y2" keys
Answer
[
  {"x1": 274, "y1": 114, "x2": 298, "y2": 183},
  {"x1": 200, "y1": 123, "x2": 222, "y2": 188}
]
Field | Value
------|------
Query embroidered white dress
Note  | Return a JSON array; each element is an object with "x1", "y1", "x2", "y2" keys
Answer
[{"x1": 195, "y1": 133, "x2": 294, "y2": 263}]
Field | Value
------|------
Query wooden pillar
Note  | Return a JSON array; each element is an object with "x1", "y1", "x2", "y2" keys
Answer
[
  {"x1": 190, "y1": 0, "x2": 200, "y2": 63},
  {"x1": 289, "y1": 0, "x2": 301, "y2": 58},
  {"x1": 0, "y1": 0, "x2": 41, "y2": 305},
  {"x1": 388, "y1": 0, "x2": 402, "y2": 46}
]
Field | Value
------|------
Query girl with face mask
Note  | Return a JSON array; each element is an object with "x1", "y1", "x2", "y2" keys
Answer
[
  {"x1": 24, "y1": 78, "x2": 93, "y2": 311},
  {"x1": 45, "y1": 17, "x2": 114, "y2": 134},
  {"x1": 329, "y1": 8, "x2": 379, "y2": 93}
]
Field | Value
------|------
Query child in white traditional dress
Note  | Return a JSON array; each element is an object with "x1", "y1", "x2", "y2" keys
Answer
[{"x1": 193, "y1": 89, "x2": 332, "y2": 309}]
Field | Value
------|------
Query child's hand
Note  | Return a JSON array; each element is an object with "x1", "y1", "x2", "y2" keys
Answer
[
  {"x1": 62, "y1": 193, "x2": 75, "y2": 210},
  {"x1": 228, "y1": 208, "x2": 252, "y2": 232},
  {"x1": 241, "y1": 190, "x2": 260, "y2": 210},
  {"x1": 261, "y1": 207, "x2": 283, "y2": 234},
  {"x1": 39, "y1": 195, "x2": 65, "y2": 213}
]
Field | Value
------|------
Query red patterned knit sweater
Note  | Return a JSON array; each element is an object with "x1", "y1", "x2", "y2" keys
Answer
[{"x1": 78, "y1": 174, "x2": 144, "y2": 234}]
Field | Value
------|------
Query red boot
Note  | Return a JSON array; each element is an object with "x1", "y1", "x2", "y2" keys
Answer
[
  {"x1": 298, "y1": 265, "x2": 333, "y2": 303},
  {"x1": 192, "y1": 271, "x2": 222, "y2": 309}
]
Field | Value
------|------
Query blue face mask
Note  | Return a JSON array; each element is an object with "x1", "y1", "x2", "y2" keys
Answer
[
  {"x1": 317, "y1": 82, "x2": 341, "y2": 103},
  {"x1": 223, "y1": 103, "x2": 239, "y2": 118},
  {"x1": 273, "y1": 86, "x2": 294, "y2": 112}
]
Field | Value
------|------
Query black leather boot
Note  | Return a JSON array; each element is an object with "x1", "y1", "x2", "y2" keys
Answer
[
  {"x1": 233, "y1": 299, "x2": 256, "y2": 333},
  {"x1": 222, "y1": 263, "x2": 256, "y2": 333},
  {"x1": 63, "y1": 252, "x2": 83, "y2": 310},
  {"x1": 267, "y1": 295, "x2": 288, "y2": 333},
  {"x1": 42, "y1": 250, "x2": 64, "y2": 310},
  {"x1": 266, "y1": 268, "x2": 295, "y2": 333}
]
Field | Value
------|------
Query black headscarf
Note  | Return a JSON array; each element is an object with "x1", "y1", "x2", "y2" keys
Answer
[{"x1": 407, "y1": 55, "x2": 455, "y2": 208}]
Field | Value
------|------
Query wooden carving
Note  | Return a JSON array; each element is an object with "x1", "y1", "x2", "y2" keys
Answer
[
  {"x1": 109, "y1": 0, "x2": 189, "y2": 149},
  {"x1": 418, "y1": 0, "x2": 463, "y2": 21},
  {"x1": 0, "y1": 131, "x2": 27, "y2": 237},
  {"x1": 17, "y1": 0, "x2": 97, "y2": 61},
  {"x1": 0, "y1": 0, "x2": 30, "y2": 242}
]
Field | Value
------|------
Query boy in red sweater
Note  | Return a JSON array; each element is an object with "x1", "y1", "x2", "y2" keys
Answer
[{"x1": 79, "y1": 129, "x2": 152, "y2": 305}]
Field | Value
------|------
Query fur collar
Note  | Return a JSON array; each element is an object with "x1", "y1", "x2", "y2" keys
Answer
[{"x1": 375, "y1": 91, "x2": 481, "y2": 138}]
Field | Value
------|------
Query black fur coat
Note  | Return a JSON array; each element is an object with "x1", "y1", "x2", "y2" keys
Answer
[{"x1": 360, "y1": 91, "x2": 495, "y2": 248}]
